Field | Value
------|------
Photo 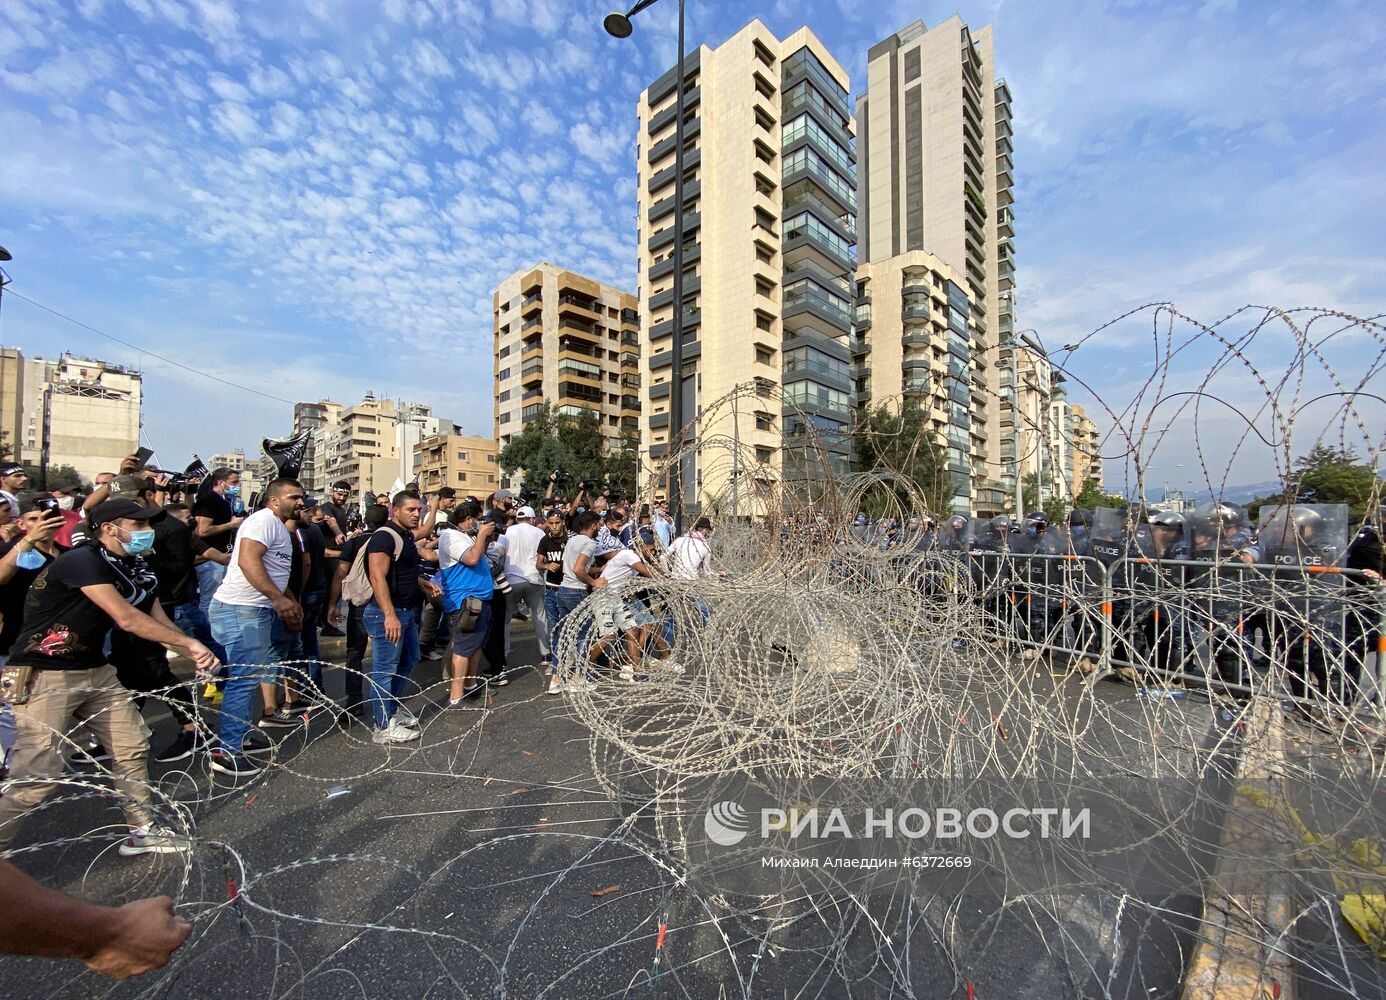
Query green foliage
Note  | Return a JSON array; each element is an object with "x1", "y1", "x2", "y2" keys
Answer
[
  {"x1": 1022, "y1": 473, "x2": 1070, "y2": 524},
  {"x1": 498, "y1": 404, "x2": 634, "y2": 498},
  {"x1": 0, "y1": 430, "x2": 10, "y2": 462},
  {"x1": 22, "y1": 463, "x2": 87, "y2": 491},
  {"x1": 852, "y1": 403, "x2": 951, "y2": 517},
  {"x1": 1072, "y1": 477, "x2": 1126, "y2": 511},
  {"x1": 1249, "y1": 445, "x2": 1382, "y2": 523}
]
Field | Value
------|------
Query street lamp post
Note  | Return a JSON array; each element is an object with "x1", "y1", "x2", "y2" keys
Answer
[{"x1": 605, "y1": 0, "x2": 688, "y2": 536}]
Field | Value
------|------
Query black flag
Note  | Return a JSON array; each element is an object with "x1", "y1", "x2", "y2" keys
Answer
[
  {"x1": 185, "y1": 455, "x2": 210, "y2": 479},
  {"x1": 262, "y1": 431, "x2": 311, "y2": 481}
]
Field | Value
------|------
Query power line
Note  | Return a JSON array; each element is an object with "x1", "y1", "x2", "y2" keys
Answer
[{"x1": 1, "y1": 286, "x2": 296, "y2": 405}]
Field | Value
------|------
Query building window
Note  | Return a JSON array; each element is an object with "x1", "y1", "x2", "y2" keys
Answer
[
  {"x1": 497, "y1": 368, "x2": 510, "y2": 380},
  {"x1": 755, "y1": 345, "x2": 775, "y2": 365},
  {"x1": 500, "y1": 413, "x2": 510, "y2": 423},
  {"x1": 487, "y1": 474, "x2": 495, "y2": 483},
  {"x1": 498, "y1": 390, "x2": 510, "y2": 402},
  {"x1": 487, "y1": 454, "x2": 496, "y2": 462},
  {"x1": 457, "y1": 472, "x2": 466, "y2": 483},
  {"x1": 457, "y1": 451, "x2": 468, "y2": 460}
]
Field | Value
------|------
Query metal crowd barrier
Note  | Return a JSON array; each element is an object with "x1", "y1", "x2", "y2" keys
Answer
[{"x1": 896, "y1": 549, "x2": 1386, "y2": 711}]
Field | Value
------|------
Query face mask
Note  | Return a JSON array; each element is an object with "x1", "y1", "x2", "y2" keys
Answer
[
  {"x1": 225, "y1": 485, "x2": 241, "y2": 498},
  {"x1": 57, "y1": 496, "x2": 74, "y2": 511},
  {"x1": 121, "y1": 528, "x2": 156, "y2": 556},
  {"x1": 1071, "y1": 526, "x2": 1087, "y2": 538},
  {"x1": 16, "y1": 548, "x2": 47, "y2": 571}
]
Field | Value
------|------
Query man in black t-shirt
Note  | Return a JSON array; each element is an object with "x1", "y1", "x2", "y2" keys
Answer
[
  {"x1": 108, "y1": 482, "x2": 206, "y2": 764},
  {"x1": 319, "y1": 482, "x2": 351, "y2": 546},
  {"x1": 327, "y1": 504, "x2": 389, "y2": 721},
  {"x1": 361, "y1": 492, "x2": 440, "y2": 743},
  {"x1": 191, "y1": 468, "x2": 243, "y2": 652},
  {"x1": 536, "y1": 510, "x2": 571, "y2": 693},
  {"x1": 0, "y1": 500, "x2": 219, "y2": 856},
  {"x1": 0, "y1": 499, "x2": 64, "y2": 661}
]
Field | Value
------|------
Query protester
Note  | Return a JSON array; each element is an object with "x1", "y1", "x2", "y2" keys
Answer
[
  {"x1": 0, "y1": 859, "x2": 190, "y2": 978},
  {"x1": 0, "y1": 463, "x2": 28, "y2": 517},
  {"x1": 547, "y1": 511, "x2": 607, "y2": 692},
  {"x1": 436, "y1": 502, "x2": 496, "y2": 704},
  {"x1": 327, "y1": 503, "x2": 389, "y2": 722},
  {"x1": 668, "y1": 517, "x2": 716, "y2": 580},
  {"x1": 362, "y1": 492, "x2": 440, "y2": 743},
  {"x1": 588, "y1": 532, "x2": 663, "y2": 682},
  {"x1": 291, "y1": 498, "x2": 328, "y2": 695},
  {"x1": 191, "y1": 467, "x2": 244, "y2": 658},
  {"x1": 320, "y1": 482, "x2": 351, "y2": 546},
  {"x1": 0, "y1": 499, "x2": 218, "y2": 853},
  {"x1": 536, "y1": 510, "x2": 570, "y2": 693},
  {"x1": 0, "y1": 498, "x2": 65, "y2": 665},
  {"x1": 107, "y1": 477, "x2": 207, "y2": 764},
  {"x1": 495, "y1": 505, "x2": 548, "y2": 670},
  {"x1": 206, "y1": 479, "x2": 304, "y2": 777}
]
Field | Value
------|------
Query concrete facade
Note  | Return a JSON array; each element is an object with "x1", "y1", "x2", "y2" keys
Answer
[
  {"x1": 636, "y1": 20, "x2": 857, "y2": 510},
  {"x1": 856, "y1": 18, "x2": 1012, "y2": 512},
  {"x1": 413, "y1": 432, "x2": 501, "y2": 496},
  {"x1": 292, "y1": 400, "x2": 344, "y2": 494},
  {"x1": 0, "y1": 351, "x2": 142, "y2": 480},
  {"x1": 322, "y1": 394, "x2": 435, "y2": 497},
  {"x1": 492, "y1": 263, "x2": 639, "y2": 453}
]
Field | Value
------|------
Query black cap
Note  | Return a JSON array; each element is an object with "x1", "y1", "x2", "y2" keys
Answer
[
  {"x1": 90, "y1": 499, "x2": 160, "y2": 527},
  {"x1": 437, "y1": 487, "x2": 456, "y2": 499},
  {"x1": 48, "y1": 478, "x2": 79, "y2": 493},
  {"x1": 0, "y1": 463, "x2": 24, "y2": 477}
]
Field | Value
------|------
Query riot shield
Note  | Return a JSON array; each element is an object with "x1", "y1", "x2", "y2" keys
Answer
[
  {"x1": 1089, "y1": 508, "x2": 1128, "y2": 567},
  {"x1": 1257, "y1": 504, "x2": 1349, "y2": 569}
]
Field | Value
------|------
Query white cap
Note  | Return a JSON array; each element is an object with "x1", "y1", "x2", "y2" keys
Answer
[{"x1": 516, "y1": 505, "x2": 536, "y2": 519}]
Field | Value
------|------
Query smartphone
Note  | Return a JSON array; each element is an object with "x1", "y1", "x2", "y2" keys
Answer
[
  {"x1": 133, "y1": 446, "x2": 155, "y2": 466},
  {"x1": 35, "y1": 496, "x2": 61, "y2": 513}
]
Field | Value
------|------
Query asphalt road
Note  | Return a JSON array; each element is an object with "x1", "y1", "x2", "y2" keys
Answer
[{"x1": 0, "y1": 621, "x2": 1325, "y2": 999}]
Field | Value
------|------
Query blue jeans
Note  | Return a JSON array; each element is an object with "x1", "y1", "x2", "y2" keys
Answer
[
  {"x1": 363, "y1": 604, "x2": 420, "y2": 729},
  {"x1": 549, "y1": 587, "x2": 588, "y2": 660},
  {"x1": 174, "y1": 601, "x2": 216, "y2": 653},
  {"x1": 209, "y1": 600, "x2": 277, "y2": 756},
  {"x1": 195, "y1": 561, "x2": 229, "y2": 661},
  {"x1": 299, "y1": 589, "x2": 326, "y2": 687},
  {"x1": 543, "y1": 588, "x2": 562, "y2": 671}
]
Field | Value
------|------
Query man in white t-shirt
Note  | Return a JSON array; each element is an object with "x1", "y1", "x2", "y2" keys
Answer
[
  {"x1": 588, "y1": 535, "x2": 661, "y2": 682},
  {"x1": 207, "y1": 479, "x2": 305, "y2": 777},
  {"x1": 666, "y1": 517, "x2": 716, "y2": 580},
  {"x1": 492, "y1": 506, "x2": 549, "y2": 668}
]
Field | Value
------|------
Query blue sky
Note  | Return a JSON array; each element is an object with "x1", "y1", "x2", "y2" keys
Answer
[{"x1": 1, "y1": 0, "x2": 1382, "y2": 493}]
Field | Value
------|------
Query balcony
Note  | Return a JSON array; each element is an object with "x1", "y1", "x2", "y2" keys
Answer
[
  {"x1": 649, "y1": 274, "x2": 701, "y2": 312},
  {"x1": 521, "y1": 342, "x2": 543, "y2": 364},
  {"x1": 521, "y1": 293, "x2": 542, "y2": 317},
  {"x1": 647, "y1": 180, "x2": 702, "y2": 225},
  {"x1": 620, "y1": 351, "x2": 639, "y2": 369},
  {"x1": 647, "y1": 212, "x2": 701, "y2": 254},
  {"x1": 647, "y1": 86, "x2": 700, "y2": 136},
  {"x1": 558, "y1": 318, "x2": 601, "y2": 344},
  {"x1": 902, "y1": 298, "x2": 930, "y2": 322},
  {"x1": 520, "y1": 364, "x2": 543, "y2": 387},
  {"x1": 646, "y1": 117, "x2": 701, "y2": 165},
  {"x1": 903, "y1": 379, "x2": 929, "y2": 398},
  {"x1": 783, "y1": 154, "x2": 855, "y2": 217},
  {"x1": 854, "y1": 305, "x2": 871, "y2": 331},
  {"x1": 902, "y1": 331, "x2": 930, "y2": 348},
  {"x1": 783, "y1": 216, "x2": 855, "y2": 276},
  {"x1": 620, "y1": 395, "x2": 640, "y2": 413},
  {"x1": 649, "y1": 309, "x2": 702, "y2": 341},
  {"x1": 646, "y1": 147, "x2": 701, "y2": 195},
  {"x1": 557, "y1": 295, "x2": 600, "y2": 321},
  {"x1": 648, "y1": 242, "x2": 700, "y2": 282}
]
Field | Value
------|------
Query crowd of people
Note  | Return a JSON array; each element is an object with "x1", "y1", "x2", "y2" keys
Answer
[
  {"x1": 0, "y1": 451, "x2": 1381, "y2": 979},
  {"x1": 0, "y1": 458, "x2": 721, "y2": 846}
]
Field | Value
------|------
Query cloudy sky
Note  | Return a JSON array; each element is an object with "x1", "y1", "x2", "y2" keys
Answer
[{"x1": 1, "y1": 0, "x2": 1382, "y2": 493}]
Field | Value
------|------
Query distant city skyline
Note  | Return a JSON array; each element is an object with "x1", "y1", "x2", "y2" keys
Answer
[{"x1": 1, "y1": 0, "x2": 1381, "y2": 490}]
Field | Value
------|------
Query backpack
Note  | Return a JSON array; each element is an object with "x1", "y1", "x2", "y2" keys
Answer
[{"x1": 342, "y1": 527, "x2": 405, "y2": 607}]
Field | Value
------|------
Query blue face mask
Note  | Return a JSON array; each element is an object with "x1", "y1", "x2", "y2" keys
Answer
[
  {"x1": 1071, "y1": 525, "x2": 1088, "y2": 538},
  {"x1": 225, "y1": 485, "x2": 241, "y2": 498},
  {"x1": 16, "y1": 548, "x2": 47, "y2": 571},
  {"x1": 121, "y1": 528, "x2": 156, "y2": 556}
]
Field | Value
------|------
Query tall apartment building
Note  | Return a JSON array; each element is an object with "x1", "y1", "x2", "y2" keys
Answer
[
  {"x1": 1069, "y1": 403, "x2": 1102, "y2": 493},
  {"x1": 635, "y1": 20, "x2": 858, "y2": 510},
  {"x1": 413, "y1": 429, "x2": 500, "y2": 495},
  {"x1": 208, "y1": 450, "x2": 247, "y2": 473},
  {"x1": 1002, "y1": 341, "x2": 1054, "y2": 502},
  {"x1": 492, "y1": 264, "x2": 640, "y2": 453},
  {"x1": 292, "y1": 400, "x2": 344, "y2": 493},
  {"x1": 0, "y1": 350, "x2": 142, "y2": 479},
  {"x1": 856, "y1": 18, "x2": 1013, "y2": 512}
]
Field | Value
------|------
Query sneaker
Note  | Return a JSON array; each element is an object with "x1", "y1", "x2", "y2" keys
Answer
[
  {"x1": 463, "y1": 682, "x2": 485, "y2": 699},
  {"x1": 426, "y1": 649, "x2": 443, "y2": 661},
  {"x1": 395, "y1": 706, "x2": 419, "y2": 728},
  {"x1": 119, "y1": 824, "x2": 192, "y2": 857},
  {"x1": 320, "y1": 625, "x2": 346, "y2": 638},
  {"x1": 659, "y1": 659, "x2": 685, "y2": 676},
  {"x1": 371, "y1": 720, "x2": 420, "y2": 745},
  {"x1": 154, "y1": 730, "x2": 208, "y2": 764},
  {"x1": 547, "y1": 675, "x2": 562, "y2": 696},
  {"x1": 257, "y1": 708, "x2": 304, "y2": 729},
  {"x1": 208, "y1": 750, "x2": 261, "y2": 778},
  {"x1": 67, "y1": 739, "x2": 112, "y2": 767},
  {"x1": 493, "y1": 676, "x2": 509, "y2": 687},
  {"x1": 1021, "y1": 648, "x2": 1043, "y2": 662}
]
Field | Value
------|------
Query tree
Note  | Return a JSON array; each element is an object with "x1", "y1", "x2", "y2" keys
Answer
[
  {"x1": 852, "y1": 403, "x2": 952, "y2": 517},
  {"x1": 498, "y1": 404, "x2": 612, "y2": 498},
  {"x1": 0, "y1": 430, "x2": 11, "y2": 462},
  {"x1": 22, "y1": 463, "x2": 87, "y2": 491},
  {"x1": 1022, "y1": 473, "x2": 1070, "y2": 525},
  {"x1": 1072, "y1": 477, "x2": 1126, "y2": 511},
  {"x1": 603, "y1": 429, "x2": 641, "y2": 500},
  {"x1": 1249, "y1": 445, "x2": 1382, "y2": 523}
]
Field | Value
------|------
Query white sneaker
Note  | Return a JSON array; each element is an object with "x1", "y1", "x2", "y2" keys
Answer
[
  {"x1": 371, "y1": 720, "x2": 420, "y2": 744},
  {"x1": 547, "y1": 675, "x2": 562, "y2": 696},
  {"x1": 395, "y1": 706, "x2": 419, "y2": 728},
  {"x1": 1021, "y1": 648, "x2": 1042, "y2": 662},
  {"x1": 660, "y1": 659, "x2": 685, "y2": 676},
  {"x1": 426, "y1": 649, "x2": 443, "y2": 661},
  {"x1": 120, "y1": 824, "x2": 192, "y2": 856},
  {"x1": 618, "y1": 669, "x2": 635, "y2": 684}
]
